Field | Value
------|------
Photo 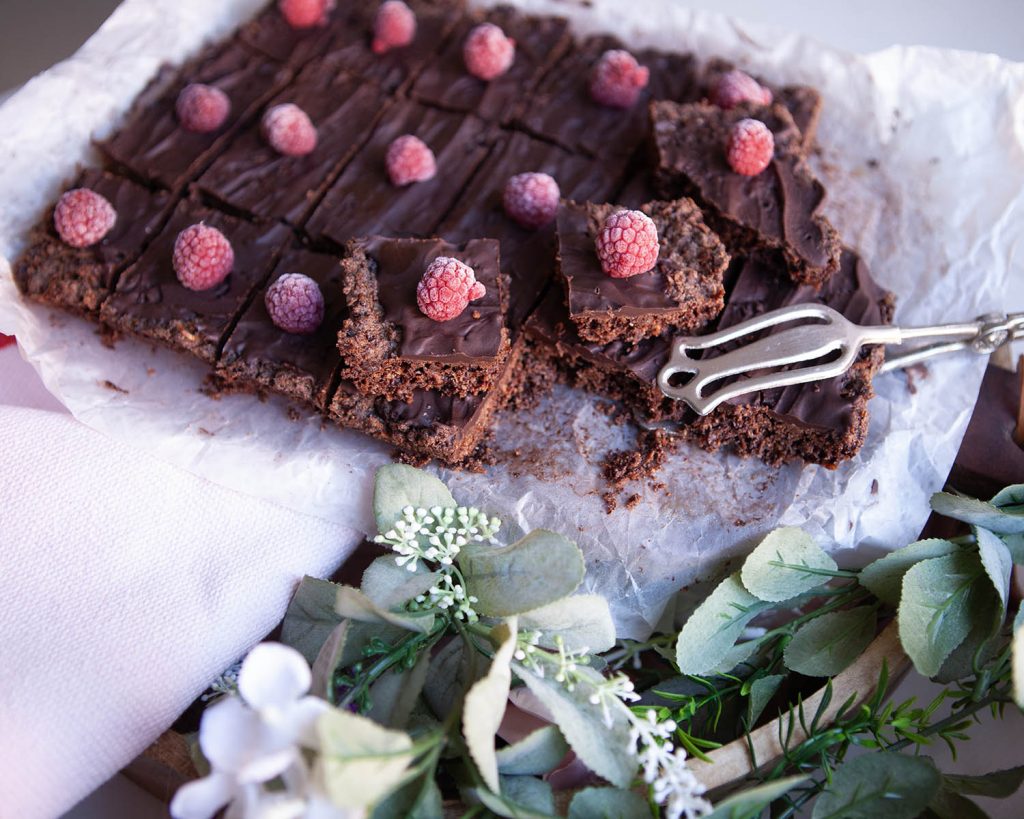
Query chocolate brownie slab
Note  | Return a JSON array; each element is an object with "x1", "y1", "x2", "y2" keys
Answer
[
  {"x1": 195, "y1": 59, "x2": 389, "y2": 225},
  {"x1": 306, "y1": 101, "x2": 493, "y2": 246},
  {"x1": 410, "y1": 5, "x2": 570, "y2": 123},
  {"x1": 100, "y1": 199, "x2": 291, "y2": 363},
  {"x1": 650, "y1": 100, "x2": 842, "y2": 287},
  {"x1": 99, "y1": 38, "x2": 292, "y2": 191},
  {"x1": 14, "y1": 170, "x2": 172, "y2": 315},
  {"x1": 337, "y1": 236, "x2": 508, "y2": 400},
  {"x1": 557, "y1": 198, "x2": 728, "y2": 344}
]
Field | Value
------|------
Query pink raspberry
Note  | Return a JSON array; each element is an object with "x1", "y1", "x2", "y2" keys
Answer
[
  {"x1": 590, "y1": 50, "x2": 649, "y2": 109},
  {"x1": 503, "y1": 172, "x2": 560, "y2": 230},
  {"x1": 373, "y1": 1, "x2": 416, "y2": 54},
  {"x1": 278, "y1": 0, "x2": 334, "y2": 29},
  {"x1": 175, "y1": 83, "x2": 231, "y2": 133},
  {"x1": 265, "y1": 273, "x2": 325, "y2": 334},
  {"x1": 463, "y1": 23, "x2": 515, "y2": 81},
  {"x1": 53, "y1": 189, "x2": 117, "y2": 248},
  {"x1": 172, "y1": 223, "x2": 234, "y2": 291},
  {"x1": 595, "y1": 209, "x2": 659, "y2": 278},
  {"x1": 727, "y1": 118, "x2": 774, "y2": 176},
  {"x1": 385, "y1": 135, "x2": 436, "y2": 186},
  {"x1": 710, "y1": 69, "x2": 773, "y2": 109},
  {"x1": 416, "y1": 256, "x2": 486, "y2": 322},
  {"x1": 262, "y1": 103, "x2": 318, "y2": 157}
]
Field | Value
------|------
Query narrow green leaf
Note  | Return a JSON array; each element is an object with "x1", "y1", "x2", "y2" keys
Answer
[
  {"x1": 519, "y1": 594, "x2": 617, "y2": 653},
  {"x1": 740, "y1": 527, "x2": 836, "y2": 602},
  {"x1": 461, "y1": 530, "x2": 585, "y2": 617},
  {"x1": 361, "y1": 556, "x2": 440, "y2": 610},
  {"x1": 675, "y1": 574, "x2": 772, "y2": 675},
  {"x1": 975, "y1": 526, "x2": 1012, "y2": 614},
  {"x1": 373, "y1": 463, "x2": 455, "y2": 533},
  {"x1": 859, "y1": 539, "x2": 960, "y2": 606},
  {"x1": 746, "y1": 674, "x2": 785, "y2": 725},
  {"x1": 280, "y1": 576, "x2": 343, "y2": 664},
  {"x1": 930, "y1": 491, "x2": 1024, "y2": 534},
  {"x1": 310, "y1": 620, "x2": 348, "y2": 700},
  {"x1": 335, "y1": 585, "x2": 434, "y2": 633},
  {"x1": 811, "y1": 753, "x2": 940, "y2": 819},
  {"x1": 784, "y1": 606, "x2": 877, "y2": 677},
  {"x1": 463, "y1": 620, "x2": 518, "y2": 792},
  {"x1": 496, "y1": 726, "x2": 570, "y2": 776},
  {"x1": 568, "y1": 787, "x2": 650, "y2": 818},
  {"x1": 706, "y1": 775, "x2": 808, "y2": 819},
  {"x1": 943, "y1": 765, "x2": 1024, "y2": 798}
]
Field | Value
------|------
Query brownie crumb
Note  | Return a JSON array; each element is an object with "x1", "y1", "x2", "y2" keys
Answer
[
  {"x1": 602, "y1": 428, "x2": 674, "y2": 489},
  {"x1": 602, "y1": 492, "x2": 618, "y2": 513},
  {"x1": 287, "y1": 407, "x2": 302, "y2": 422},
  {"x1": 101, "y1": 380, "x2": 129, "y2": 394},
  {"x1": 624, "y1": 493, "x2": 641, "y2": 509}
]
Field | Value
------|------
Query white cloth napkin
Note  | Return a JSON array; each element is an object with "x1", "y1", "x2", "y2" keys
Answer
[{"x1": 0, "y1": 347, "x2": 361, "y2": 818}]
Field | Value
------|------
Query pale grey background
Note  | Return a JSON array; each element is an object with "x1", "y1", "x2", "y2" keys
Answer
[{"x1": 1, "y1": 0, "x2": 1021, "y2": 816}]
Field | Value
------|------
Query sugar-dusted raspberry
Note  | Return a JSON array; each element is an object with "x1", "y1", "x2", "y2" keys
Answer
[
  {"x1": 590, "y1": 49, "x2": 649, "y2": 109},
  {"x1": 262, "y1": 103, "x2": 318, "y2": 157},
  {"x1": 726, "y1": 118, "x2": 774, "y2": 176},
  {"x1": 595, "y1": 209, "x2": 659, "y2": 278},
  {"x1": 172, "y1": 223, "x2": 234, "y2": 291},
  {"x1": 53, "y1": 189, "x2": 117, "y2": 248},
  {"x1": 710, "y1": 69, "x2": 773, "y2": 109},
  {"x1": 175, "y1": 83, "x2": 230, "y2": 133},
  {"x1": 265, "y1": 273, "x2": 325, "y2": 334},
  {"x1": 463, "y1": 23, "x2": 515, "y2": 81},
  {"x1": 373, "y1": 1, "x2": 416, "y2": 54},
  {"x1": 385, "y1": 134, "x2": 436, "y2": 186},
  {"x1": 279, "y1": 0, "x2": 334, "y2": 29},
  {"x1": 416, "y1": 256, "x2": 486, "y2": 322},
  {"x1": 503, "y1": 172, "x2": 560, "y2": 230}
]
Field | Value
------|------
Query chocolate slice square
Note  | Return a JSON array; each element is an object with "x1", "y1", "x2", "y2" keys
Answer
[
  {"x1": 100, "y1": 199, "x2": 291, "y2": 363},
  {"x1": 650, "y1": 99, "x2": 842, "y2": 287},
  {"x1": 337, "y1": 236, "x2": 509, "y2": 400},
  {"x1": 14, "y1": 170, "x2": 172, "y2": 315},
  {"x1": 557, "y1": 198, "x2": 728, "y2": 344}
]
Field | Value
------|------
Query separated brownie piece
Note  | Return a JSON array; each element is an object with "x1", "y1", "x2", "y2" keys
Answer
[
  {"x1": 650, "y1": 100, "x2": 841, "y2": 287},
  {"x1": 557, "y1": 199, "x2": 729, "y2": 344},
  {"x1": 196, "y1": 58, "x2": 389, "y2": 225},
  {"x1": 100, "y1": 199, "x2": 291, "y2": 362},
  {"x1": 14, "y1": 170, "x2": 172, "y2": 315},
  {"x1": 99, "y1": 37, "x2": 291, "y2": 191},
  {"x1": 337, "y1": 236, "x2": 509, "y2": 400}
]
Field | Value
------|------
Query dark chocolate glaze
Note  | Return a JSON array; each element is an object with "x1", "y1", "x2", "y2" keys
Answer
[
  {"x1": 306, "y1": 101, "x2": 493, "y2": 246},
  {"x1": 197, "y1": 61, "x2": 388, "y2": 225},
  {"x1": 238, "y1": 4, "x2": 337, "y2": 65},
  {"x1": 100, "y1": 198, "x2": 292, "y2": 363},
  {"x1": 99, "y1": 38, "x2": 291, "y2": 190},
  {"x1": 410, "y1": 5, "x2": 570, "y2": 123}
]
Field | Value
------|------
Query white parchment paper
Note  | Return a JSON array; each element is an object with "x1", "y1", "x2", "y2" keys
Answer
[{"x1": 2, "y1": 0, "x2": 1023, "y2": 639}]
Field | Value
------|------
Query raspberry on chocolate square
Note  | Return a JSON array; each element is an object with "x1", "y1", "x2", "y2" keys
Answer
[
  {"x1": 557, "y1": 198, "x2": 729, "y2": 344},
  {"x1": 336, "y1": 236, "x2": 509, "y2": 401}
]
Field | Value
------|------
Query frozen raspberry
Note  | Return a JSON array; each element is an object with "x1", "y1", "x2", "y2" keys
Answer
[
  {"x1": 172, "y1": 224, "x2": 234, "y2": 291},
  {"x1": 265, "y1": 273, "x2": 325, "y2": 334},
  {"x1": 373, "y1": 1, "x2": 416, "y2": 54},
  {"x1": 595, "y1": 209, "x2": 659, "y2": 278},
  {"x1": 463, "y1": 23, "x2": 515, "y2": 81},
  {"x1": 262, "y1": 103, "x2": 318, "y2": 157},
  {"x1": 175, "y1": 83, "x2": 230, "y2": 133},
  {"x1": 727, "y1": 118, "x2": 774, "y2": 176},
  {"x1": 710, "y1": 69, "x2": 773, "y2": 109},
  {"x1": 503, "y1": 172, "x2": 560, "y2": 230},
  {"x1": 590, "y1": 50, "x2": 649, "y2": 109},
  {"x1": 385, "y1": 134, "x2": 436, "y2": 186},
  {"x1": 53, "y1": 189, "x2": 117, "y2": 248},
  {"x1": 279, "y1": 0, "x2": 334, "y2": 29},
  {"x1": 416, "y1": 256, "x2": 486, "y2": 322}
]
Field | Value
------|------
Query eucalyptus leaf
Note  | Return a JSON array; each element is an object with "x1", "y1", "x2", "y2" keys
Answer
[
  {"x1": 335, "y1": 585, "x2": 434, "y2": 633},
  {"x1": 373, "y1": 463, "x2": 455, "y2": 533},
  {"x1": 496, "y1": 726, "x2": 570, "y2": 776},
  {"x1": 990, "y1": 484, "x2": 1024, "y2": 507},
  {"x1": 423, "y1": 639, "x2": 483, "y2": 719},
  {"x1": 706, "y1": 775, "x2": 808, "y2": 819},
  {"x1": 280, "y1": 575, "x2": 343, "y2": 664},
  {"x1": 471, "y1": 781, "x2": 557, "y2": 819},
  {"x1": 1013, "y1": 607, "x2": 1024, "y2": 710},
  {"x1": 463, "y1": 620, "x2": 518, "y2": 792},
  {"x1": 811, "y1": 752, "x2": 940, "y2": 819},
  {"x1": 740, "y1": 527, "x2": 836, "y2": 602},
  {"x1": 514, "y1": 664, "x2": 635, "y2": 788},
  {"x1": 974, "y1": 526, "x2": 1012, "y2": 614},
  {"x1": 310, "y1": 620, "x2": 348, "y2": 700},
  {"x1": 372, "y1": 774, "x2": 444, "y2": 819},
  {"x1": 943, "y1": 765, "x2": 1024, "y2": 798},
  {"x1": 783, "y1": 606, "x2": 877, "y2": 677},
  {"x1": 746, "y1": 674, "x2": 785, "y2": 726},
  {"x1": 675, "y1": 574, "x2": 772, "y2": 675},
  {"x1": 898, "y1": 552, "x2": 989, "y2": 677},
  {"x1": 499, "y1": 776, "x2": 555, "y2": 814},
  {"x1": 317, "y1": 708, "x2": 415, "y2": 809},
  {"x1": 858, "y1": 539, "x2": 960, "y2": 606},
  {"x1": 568, "y1": 787, "x2": 650, "y2": 819},
  {"x1": 361, "y1": 556, "x2": 440, "y2": 610},
  {"x1": 933, "y1": 590, "x2": 1002, "y2": 684},
  {"x1": 368, "y1": 648, "x2": 433, "y2": 729},
  {"x1": 519, "y1": 594, "x2": 617, "y2": 653},
  {"x1": 461, "y1": 530, "x2": 585, "y2": 617},
  {"x1": 1002, "y1": 533, "x2": 1024, "y2": 563},
  {"x1": 930, "y1": 491, "x2": 1024, "y2": 534},
  {"x1": 925, "y1": 786, "x2": 989, "y2": 819}
]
